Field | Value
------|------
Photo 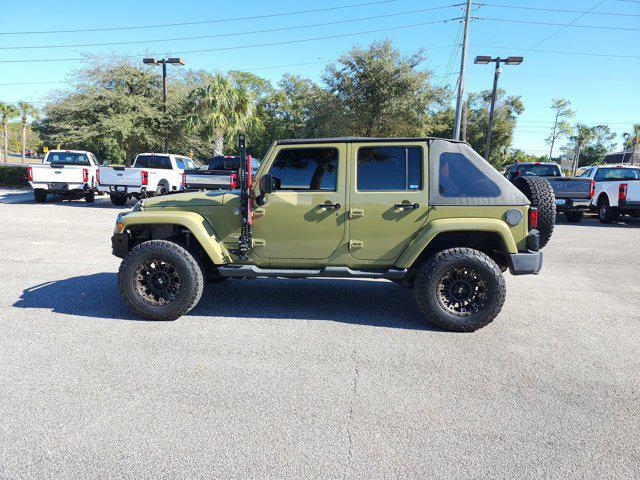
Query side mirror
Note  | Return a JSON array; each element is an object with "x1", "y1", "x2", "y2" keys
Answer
[
  {"x1": 259, "y1": 173, "x2": 275, "y2": 194},
  {"x1": 102, "y1": 161, "x2": 110, "y2": 167}
]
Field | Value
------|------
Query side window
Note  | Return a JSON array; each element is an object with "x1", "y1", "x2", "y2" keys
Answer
[
  {"x1": 579, "y1": 168, "x2": 591, "y2": 178},
  {"x1": 175, "y1": 158, "x2": 185, "y2": 169},
  {"x1": 269, "y1": 148, "x2": 338, "y2": 191},
  {"x1": 439, "y1": 152, "x2": 500, "y2": 197},
  {"x1": 357, "y1": 146, "x2": 423, "y2": 191}
]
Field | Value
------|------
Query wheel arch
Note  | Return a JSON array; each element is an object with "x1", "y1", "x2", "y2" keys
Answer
[
  {"x1": 596, "y1": 191, "x2": 610, "y2": 205},
  {"x1": 121, "y1": 211, "x2": 232, "y2": 265},
  {"x1": 396, "y1": 218, "x2": 518, "y2": 270}
]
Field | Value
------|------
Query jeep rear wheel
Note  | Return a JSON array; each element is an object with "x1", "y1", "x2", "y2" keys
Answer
[
  {"x1": 414, "y1": 248, "x2": 506, "y2": 332},
  {"x1": 118, "y1": 240, "x2": 204, "y2": 321},
  {"x1": 513, "y1": 176, "x2": 556, "y2": 248}
]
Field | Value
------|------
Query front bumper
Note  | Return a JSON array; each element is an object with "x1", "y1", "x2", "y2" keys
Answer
[
  {"x1": 508, "y1": 250, "x2": 543, "y2": 275},
  {"x1": 111, "y1": 232, "x2": 129, "y2": 258}
]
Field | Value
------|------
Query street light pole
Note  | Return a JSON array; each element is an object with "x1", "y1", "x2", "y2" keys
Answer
[
  {"x1": 143, "y1": 57, "x2": 185, "y2": 154},
  {"x1": 484, "y1": 60, "x2": 502, "y2": 160},
  {"x1": 474, "y1": 55, "x2": 523, "y2": 160}
]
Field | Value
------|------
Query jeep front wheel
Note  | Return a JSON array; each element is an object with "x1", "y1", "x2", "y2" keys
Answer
[
  {"x1": 414, "y1": 248, "x2": 506, "y2": 332},
  {"x1": 118, "y1": 240, "x2": 204, "y2": 321}
]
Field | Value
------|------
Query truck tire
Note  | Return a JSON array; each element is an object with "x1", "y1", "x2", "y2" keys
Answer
[
  {"x1": 118, "y1": 240, "x2": 204, "y2": 321},
  {"x1": 565, "y1": 210, "x2": 583, "y2": 223},
  {"x1": 84, "y1": 191, "x2": 95, "y2": 203},
  {"x1": 34, "y1": 189, "x2": 47, "y2": 203},
  {"x1": 110, "y1": 194, "x2": 128, "y2": 206},
  {"x1": 414, "y1": 248, "x2": 506, "y2": 332},
  {"x1": 513, "y1": 176, "x2": 555, "y2": 248},
  {"x1": 598, "y1": 197, "x2": 617, "y2": 224}
]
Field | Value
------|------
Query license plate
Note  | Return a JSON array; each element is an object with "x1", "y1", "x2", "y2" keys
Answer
[
  {"x1": 555, "y1": 199, "x2": 566, "y2": 206},
  {"x1": 50, "y1": 183, "x2": 67, "y2": 189},
  {"x1": 115, "y1": 186, "x2": 126, "y2": 192}
]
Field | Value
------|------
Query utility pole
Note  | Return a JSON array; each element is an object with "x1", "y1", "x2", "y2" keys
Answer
[
  {"x1": 461, "y1": 99, "x2": 468, "y2": 142},
  {"x1": 453, "y1": 0, "x2": 471, "y2": 141}
]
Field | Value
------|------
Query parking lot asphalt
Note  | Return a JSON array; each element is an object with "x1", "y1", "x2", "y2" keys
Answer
[{"x1": 0, "y1": 188, "x2": 638, "y2": 479}]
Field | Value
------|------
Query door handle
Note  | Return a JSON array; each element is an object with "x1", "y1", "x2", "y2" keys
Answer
[
  {"x1": 394, "y1": 203, "x2": 420, "y2": 210},
  {"x1": 317, "y1": 202, "x2": 341, "y2": 210}
]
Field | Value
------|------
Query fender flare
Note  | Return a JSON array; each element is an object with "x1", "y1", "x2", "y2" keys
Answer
[
  {"x1": 396, "y1": 218, "x2": 519, "y2": 269},
  {"x1": 596, "y1": 191, "x2": 610, "y2": 206},
  {"x1": 121, "y1": 210, "x2": 233, "y2": 265}
]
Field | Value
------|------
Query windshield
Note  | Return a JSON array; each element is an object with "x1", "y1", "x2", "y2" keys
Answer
[
  {"x1": 594, "y1": 168, "x2": 640, "y2": 181},
  {"x1": 46, "y1": 152, "x2": 90, "y2": 166},
  {"x1": 517, "y1": 164, "x2": 561, "y2": 177}
]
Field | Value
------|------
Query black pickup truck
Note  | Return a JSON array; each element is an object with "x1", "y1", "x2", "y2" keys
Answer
[
  {"x1": 504, "y1": 162, "x2": 594, "y2": 223},
  {"x1": 182, "y1": 155, "x2": 261, "y2": 191}
]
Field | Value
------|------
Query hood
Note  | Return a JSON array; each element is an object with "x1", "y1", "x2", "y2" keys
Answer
[{"x1": 143, "y1": 190, "x2": 239, "y2": 209}]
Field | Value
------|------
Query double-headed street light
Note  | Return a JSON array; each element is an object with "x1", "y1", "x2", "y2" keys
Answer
[
  {"x1": 143, "y1": 57, "x2": 185, "y2": 153},
  {"x1": 474, "y1": 56, "x2": 523, "y2": 160}
]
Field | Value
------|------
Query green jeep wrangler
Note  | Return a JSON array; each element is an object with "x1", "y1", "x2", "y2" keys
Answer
[{"x1": 111, "y1": 137, "x2": 553, "y2": 332}]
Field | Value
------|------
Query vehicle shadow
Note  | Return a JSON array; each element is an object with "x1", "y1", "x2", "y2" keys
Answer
[
  {"x1": 13, "y1": 273, "x2": 437, "y2": 330},
  {"x1": 555, "y1": 216, "x2": 638, "y2": 228}
]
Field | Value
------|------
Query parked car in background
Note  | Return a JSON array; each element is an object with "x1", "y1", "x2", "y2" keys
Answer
[
  {"x1": 182, "y1": 155, "x2": 261, "y2": 191},
  {"x1": 579, "y1": 165, "x2": 640, "y2": 223},
  {"x1": 98, "y1": 153, "x2": 196, "y2": 206},
  {"x1": 504, "y1": 161, "x2": 594, "y2": 223},
  {"x1": 27, "y1": 149, "x2": 100, "y2": 203}
]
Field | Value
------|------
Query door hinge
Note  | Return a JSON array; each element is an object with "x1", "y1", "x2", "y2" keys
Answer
[
  {"x1": 349, "y1": 240, "x2": 364, "y2": 250},
  {"x1": 252, "y1": 238, "x2": 266, "y2": 247},
  {"x1": 349, "y1": 208, "x2": 365, "y2": 219},
  {"x1": 253, "y1": 207, "x2": 266, "y2": 216}
]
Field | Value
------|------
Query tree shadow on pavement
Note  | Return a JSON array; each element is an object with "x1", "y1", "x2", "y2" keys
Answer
[{"x1": 13, "y1": 273, "x2": 436, "y2": 330}]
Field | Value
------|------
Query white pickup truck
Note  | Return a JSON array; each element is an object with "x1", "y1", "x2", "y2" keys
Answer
[
  {"x1": 579, "y1": 165, "x2": 640, "y2": 223},
  {"x1": 27, "y1": 149, "x2": 100, "y2": 203},
  {"x1": 98, "y1": 153, "x2": 196, "y2": 206}
]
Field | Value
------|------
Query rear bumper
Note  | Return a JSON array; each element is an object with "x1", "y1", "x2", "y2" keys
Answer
[
  {"x1": 98, "y1": 185, "x2": 144, "y2": 195},
  {"x1": 111, "y1": 232, "x2": 129, "y2": 258},
  {"x1": 555, "y1": 198, "x2": 592, "y2": 211},
  {"x1": 509, "y1": 250, "x2": 543, "y2": 275},
  {"x1": 30, "y1": 182, "x2": 86, "y2": 192}
]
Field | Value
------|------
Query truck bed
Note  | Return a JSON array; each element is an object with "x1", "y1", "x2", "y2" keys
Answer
[
  {"x1": 31, "y1": 164, "x2": 86, "y2": 186},
  {"x1": 98, "y1": 166, "x2": 143, "y2": 187},
  {"x1": 182, "y1": 169, "x2": 235, "y2": 190}
]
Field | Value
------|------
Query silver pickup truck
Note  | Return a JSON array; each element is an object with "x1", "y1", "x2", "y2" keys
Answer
[{"x1": 505, "y1": 162, "x2": 594, "y2": 223}]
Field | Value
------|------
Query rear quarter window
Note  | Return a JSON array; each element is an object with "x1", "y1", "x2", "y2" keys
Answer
[{"x1": 439, "y1": 152, "x2": 500, "y2": 197}]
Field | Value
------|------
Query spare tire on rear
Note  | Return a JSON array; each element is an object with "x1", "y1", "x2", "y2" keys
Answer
[{"x1": 513, "y1": 176, "x2": 556, "y2": 249}]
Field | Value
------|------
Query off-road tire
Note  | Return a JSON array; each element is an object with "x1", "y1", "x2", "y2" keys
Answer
[
  {"x1": 565, "y1": 210, "x2": 583, "y2": 223},
  {"x1": 84, "y1": 190, "x2": 95, "y2": 203},
  {"x1": 34, "y1": 189, "x2": 47, "y2": 203},
  {"x1": 598, "y1": 197, "x2": 617, "y2": 224},
  {"x1": 110, "y1": 194, "x2": 128, "y2": 206},
  {"x1": 513, "y1": 176, "x2": 556, "y2": 248},
  {"x1": 118, "y1": 240, "x2": 204, "y2": 321},
  {"x1": 414, "y1": 248, "x2": 506, "y2": 332}
]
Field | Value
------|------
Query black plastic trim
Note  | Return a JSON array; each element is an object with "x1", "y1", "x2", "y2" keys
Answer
[
  {"x1": 111, "y1": 232, "x2": 129, "y2": 259},
  {"x1": 218, "y1": 265, "x2": 407, "y2": 280},
  {"x1": 508, "y1": 250, "x2": 543, "y2": 276}
]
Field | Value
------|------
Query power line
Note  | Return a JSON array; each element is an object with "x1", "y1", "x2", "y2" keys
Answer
[
  {"x1": 483, "y1": 17, "x2": 640, "y2": 32},
  {"x1": 0, "y1": 6, "x2": 459, "y2": 51},
  {"x1": 0, "y1": 0, "x2": 402, "y2": 35},
  {"x1": 479, "y1": 3, "x2": 640, "y2": 17},
  {"x1": 0, "y1": 19, "x2": 458, "y2": 64},
  {"x1": 520, "y1": 0, "x2": 607, "y2": 54}
]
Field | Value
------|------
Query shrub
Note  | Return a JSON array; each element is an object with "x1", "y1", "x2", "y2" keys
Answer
[{"x1": 0, "y1": 165, "x2": 29, "y2": 187}]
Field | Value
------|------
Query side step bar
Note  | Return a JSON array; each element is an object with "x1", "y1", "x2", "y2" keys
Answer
[{"x1": 218, "y1": 265, "x2": 407, "y2": 280}]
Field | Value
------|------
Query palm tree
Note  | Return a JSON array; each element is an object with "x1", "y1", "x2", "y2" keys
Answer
[
  {"x1": 568, "y1": 124, "x2": 596, "y2": 175},
  {"x1": 185, "y1": 74, "x2": 257, "y2": 156},
  {"x1": 0, "y1": 102, "x2": 18, "y2": 163},
  {"x1": 16, "y1": 102, "x2": 39, "y2": 164}
]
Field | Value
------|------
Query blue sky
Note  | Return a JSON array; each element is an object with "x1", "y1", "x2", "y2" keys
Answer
[{"x1": 1, "y1": 0, "x2": 638, "y2": 155}]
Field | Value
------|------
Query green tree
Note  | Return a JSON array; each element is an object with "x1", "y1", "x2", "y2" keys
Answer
[
  {"x1": 322, "y1": 39, "x2": 446, "y2": 137},
  {"x1": 17, "y1": 102, "x2": 39, "y2": 163},
  {"x1": 563, "y1": 124, "x2": 616, "y2": 169},
  {"x1": 37, "y1": 59, "x2": 165, "y2": 164},
  {"x1": 185, "y1": 73, "x2": 258, "y2": 156},
  {"x1": 465, "y1": 89, "x2": 524, "y2": 167},
  {"x1": 0, "y1": 102, "x2": 19, "y2": 163},
  {"x1": 546, "y1": 98, "x2": 574, "y2": 159},
  {"x1": 622, "y1": 123, "x2": 640, "y2": 164}
]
